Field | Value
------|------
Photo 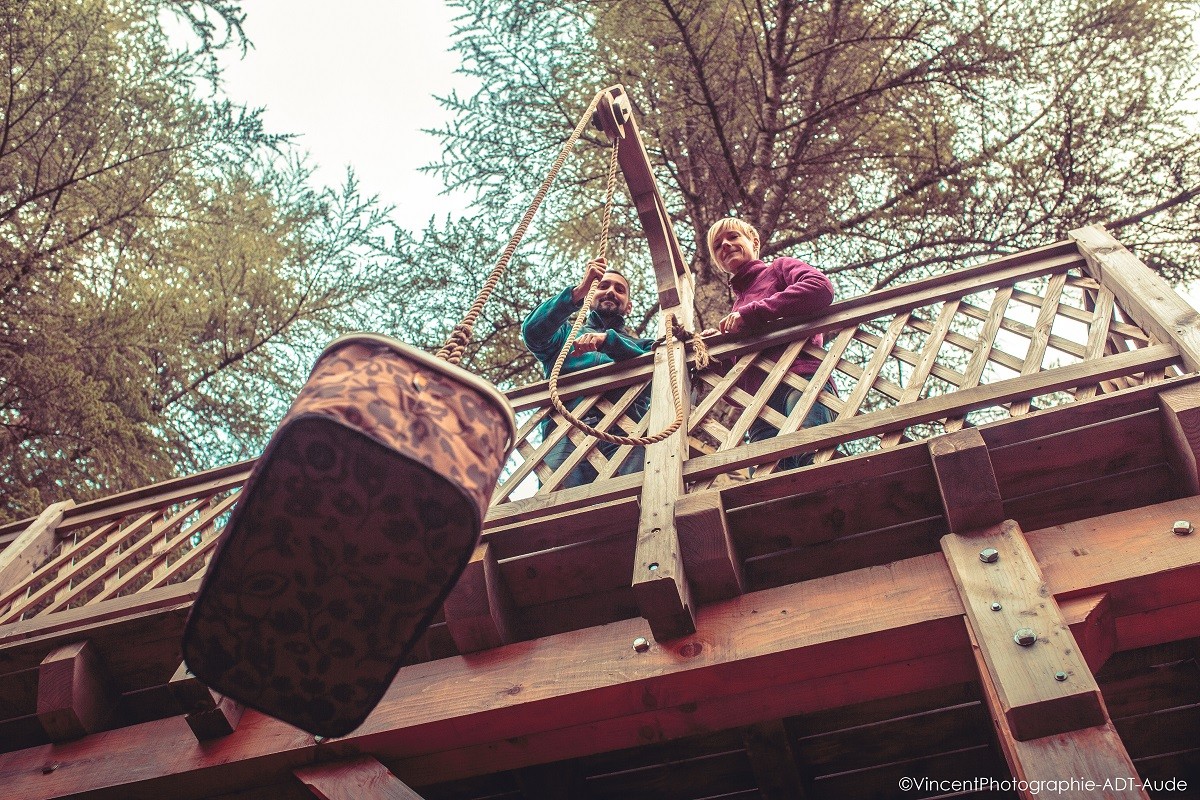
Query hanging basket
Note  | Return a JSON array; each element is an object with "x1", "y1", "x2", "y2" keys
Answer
[{"x1": 182, "y1": 334, "x2": 515, "y2": 737}]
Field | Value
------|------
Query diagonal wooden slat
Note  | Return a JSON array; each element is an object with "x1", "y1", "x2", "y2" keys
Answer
[
  {"x1": 880, "y1": 301, "x2": 962, "y2": 448},
  {"x1": 1073, "y1": 285, "x2": 1117, "y2": 402},
  {"x1": 944, "y1": 285, "x2": 1016, "y2": 434},
  {"x1": 1008, "y1": 271, "x2": 1069, "y2": 417}
]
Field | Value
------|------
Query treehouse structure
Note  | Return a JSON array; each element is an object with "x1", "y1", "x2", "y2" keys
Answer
[{"x1": 1, "y1": 90, "x2": 1199, "y2": 800}]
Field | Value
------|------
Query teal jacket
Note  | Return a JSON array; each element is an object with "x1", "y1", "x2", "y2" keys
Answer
[{"x1": 522, "y1": 286, "x2": 655, "y2": 419}]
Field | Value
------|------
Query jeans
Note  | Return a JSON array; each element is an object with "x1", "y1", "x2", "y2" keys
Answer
[
  {"x1": 542, "y1": 415, "x2": 646, "y2": 489},
  {"x1": 747, "y1": 379, "x2": 837, "y2": 472}
]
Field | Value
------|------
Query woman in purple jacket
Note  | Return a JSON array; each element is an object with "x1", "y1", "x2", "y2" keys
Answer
[{"x1": 705, "y1": 217, "x2": 837, "y2": 471}]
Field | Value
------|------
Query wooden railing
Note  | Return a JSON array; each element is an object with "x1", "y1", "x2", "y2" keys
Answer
[{"x1": 0, "y1": 226, "x2": 1189, "y2": 631}]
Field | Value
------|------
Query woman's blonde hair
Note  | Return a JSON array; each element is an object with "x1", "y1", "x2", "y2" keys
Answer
[{"x1": 706, "y1": 217, "x2": 760, "y2": 263}]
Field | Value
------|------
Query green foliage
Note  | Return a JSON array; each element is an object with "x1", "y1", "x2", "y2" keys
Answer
[
  {"x1": 0, "y1": 0, "x2": 395, "y2": 521},
  {"x1": 423, "y1": 0, "x2": 1200, "y2": 342}
]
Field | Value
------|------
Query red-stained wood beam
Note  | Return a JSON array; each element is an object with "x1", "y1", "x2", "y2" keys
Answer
[
  {"x1": 36, "y1": 641, "x2": 115, "y2": 742},
  {"x1": 3, "y1": 495, "x2": 1200, "y2": 798},
  {"x1": 969, "y1": 623, "x2": 1147, "y2": 800},
  {"x1": 943, "y1": 521, "x2": 1106, "y2": 741},
  {"x1": 1160, "y1": 382, "x2": 1200, "y2": 495},
  {"x1": 295, "y1": 756, "x2": 425, "y2": 800}
]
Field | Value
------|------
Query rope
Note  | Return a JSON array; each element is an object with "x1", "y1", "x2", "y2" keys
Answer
[
  {"x1": 435, "y1": 87, "x2": 612, "y2": 364},
  {"x1": 545, "y1": 140, "x2": 710, "y2": 446}
]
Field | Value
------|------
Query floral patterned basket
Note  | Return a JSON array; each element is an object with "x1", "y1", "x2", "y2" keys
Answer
[{"x1": 182, "y1": 334, "x2": 515, "y2": 737}]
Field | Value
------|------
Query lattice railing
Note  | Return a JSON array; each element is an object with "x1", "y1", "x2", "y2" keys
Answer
[{"x1": 0, "y1": 233, "x2": 1190, "y2": 627}]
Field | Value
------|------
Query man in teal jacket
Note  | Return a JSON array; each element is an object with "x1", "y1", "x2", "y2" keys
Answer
[{"x1": 522, "y1": 258, "x2": 655, "y2": 487}]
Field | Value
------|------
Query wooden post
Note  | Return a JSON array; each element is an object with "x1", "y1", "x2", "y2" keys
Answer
[
  {"x1": 929, "y1": 429, "x2": 1005, "y2": 534},
  {"x1": 0, "y1": 499, "x2": 73, "y2": 597},
  {"x1": 1159, "y1": 382, "x2": 1200, "y2": 495},
  {"x1": 295, "y1": 756, "x2": 426, "y2": 800},
  {"x1": 595, "y1": 87, "x2": 700, "y2": 641},
  {"x1": 943, "y1": 521, "x2": 1106, "y2": 740},
  {"x1": 443, "y1": 541, "x2": 516, "y2": 653},
  {"x1": 676, "y1": 490, "x2": 745, "y2": 603},
  {"x1": 168, "y1": 661, "x2": 244, "y2": 740},
  {"x1": 36, "y1": 640, "x2": 115, "y2": 741},
  {"x1": 1070, "y1": 224, "x2": 1200, "y2": 372}
]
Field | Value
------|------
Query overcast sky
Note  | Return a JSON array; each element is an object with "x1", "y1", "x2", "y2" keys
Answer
[{"x1": 216, "y1": 1, "x2": 473, "y2": 232}]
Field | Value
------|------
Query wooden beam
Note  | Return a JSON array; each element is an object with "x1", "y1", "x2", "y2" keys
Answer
[
  {"x1": 929, "y1": 429, "x2": 1005, "y2": 533},
  {"x1": 740, "y1": 719, "x2": 808, "y2": 799},
  {"x1": 443, "y1": 541, "x2": 516, "y2": 653},
  {"x1": 1061, "y1": 593, "x2": 1117, "y2": 674},
  {"x1": 1070, "y1": 224, "x2": 1200, "y2": 372},
  {"x1": 0, "y1": 500, "x2": 73, "y2": 598},
  {"x1": 1160, "y1": 382, "x2": 1200, "y2": 495},
  {"x1": 6, "y1": 495, "x2": 1200, "y2": 798},
  {"x1": 970, "y1": 625, "x2": 1147, "y2": 800},
  {"x1": 295, "y1": 756, "x2": 425, "y2": 800},
  {"x1": 168, "y1": 662, "x2": 243, "y2": 740},
  {"x1": 36, "y1": 640, "x2": 114, "y2": 742},
  {"x1": 943, "y1": 521, "x2": 1105, "y2": 740},
  {"x1": 632, "y1": 341, "x2": 696, "y2": 641},
  {"x1": 676, "y1": 491, "x2": 744, "y2": 604}
]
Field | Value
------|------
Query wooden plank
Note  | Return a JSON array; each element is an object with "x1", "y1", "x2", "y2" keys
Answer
[
  {"x1": 969, "y1": 623, "x2": 1148, "y2": 800},
  {"x1": 499, "y1": 533, "x2": 634, "y2": 609},
  {"x1": 1003, "y1": 463, "x2": 1178, "y2": 535},
  {"x1": 1160, "y1": 382, "x2": 1200, "y2": 495},
  {"x1": 295, "y1": 756, "x2": 425, "y2": 800},
  {"x1": 990, "y1": 408, "x2": 1164, "y2": 499},
  {"x1": 443, "y1": 541, "x2": 516, "y2": 654},
  {"x1": 169, "y1": 662, "x2": 244, "y2": 740},
  {"x1": 1070, "y1": 224, "x2": 1200, "y2": 372},
  {"x1": 683, "y1": 343, "x2": 1180, "y2": 481},
  {"x1": 929, "y1": 429, "x2": 1005, "y2": 533},
  {"x1": 513, "y1": 761, "x2": 588, "y2": 799},
  {"x1": 744, "y1": 516, "x2": 947, "y2": 590},
  {"x1": 675, "y1": 491, "x2": 744, "y2": 604},
  {"x1": 633, "y1": 336, "x2": 696, "y2": 642},
  {"x1": 794, "y1": 700, "x2": 991, "y2": 776},
  {"x1": 740, "y1": 720, "x2": 808, "y2": 799},
  {"x1": 942, "y1": 520, "x2": 1106, "y2": 740},
  {"x1": 36, "y1": 640, "x2": 115, "y2": 742},
  {"x1": 0, "y1": 501, "x2": 74, "y2": 598}
]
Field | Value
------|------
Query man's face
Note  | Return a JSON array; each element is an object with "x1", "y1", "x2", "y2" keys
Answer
[
  {"x1": 593, "y1": 272, "x2": 632, "y2": 315},
  {"x1": 713, "y1": 228, "x2": 759, "y2": 274}
]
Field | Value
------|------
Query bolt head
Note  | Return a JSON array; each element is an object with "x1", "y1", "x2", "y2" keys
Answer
[
  {"x1": 990, "y1": 602, "x2": 1003, "y2": 612},
  {"x1": 633, "y1": 637, "x2": 650, "y2": 653},
  {"x1": 648, "y1": 562, "x2": 659, "y2": 572},
  {"x1": 1014, "y1": 628, "x2": 1037, "y2": 647},
  {"x1": 979, "y1": 548, "x2": 1000, "y2": 564},
  {"x1": 1055, "y1": 671, "x2": 1068, "y2": 682},
  {"x1": 1172, "y1": 520, "x2": 1194, "y2": 536}
]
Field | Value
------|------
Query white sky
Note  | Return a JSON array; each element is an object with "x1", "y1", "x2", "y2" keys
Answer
[
  {"x1": 216, "y1": 2, "x2": 1200, "y2": 309},
  {"x1": 215, "y1": 1, "x2": 473, "y2": 232}
]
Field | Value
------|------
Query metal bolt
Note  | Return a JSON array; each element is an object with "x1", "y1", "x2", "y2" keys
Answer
[
  {"x1": 1014, "y1": 628, "x2": 1037, "y2": 647},
  {"x1": 314, "y1": 735, "x2": 327, "y2": 743},
  {"x1": 979, "y1": 548, "x2": 1000, "y2": 564},
  {"x1": 990, "y1": 602, "x2": 1003, "y2": 612},
  {"x1": 633, "y1": 637, "x2": 650, "y2": 653},
  {"x1": 1055, "y1": 671, "x2": 1068, "y2": 682},
  {"x1": 648, "y1": 562, "x2": 659, "y2": 572},
  {"x1": 42, "y1": 762, "x2": 59, "y2": 775},
  {"x1": 1172, "y1": 520, "x2": 1194, "y2": 536}
]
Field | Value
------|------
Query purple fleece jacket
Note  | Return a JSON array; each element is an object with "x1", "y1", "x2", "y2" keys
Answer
[{"x1": 729, "y1": 255, "x2": 834, "y2": 379}]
